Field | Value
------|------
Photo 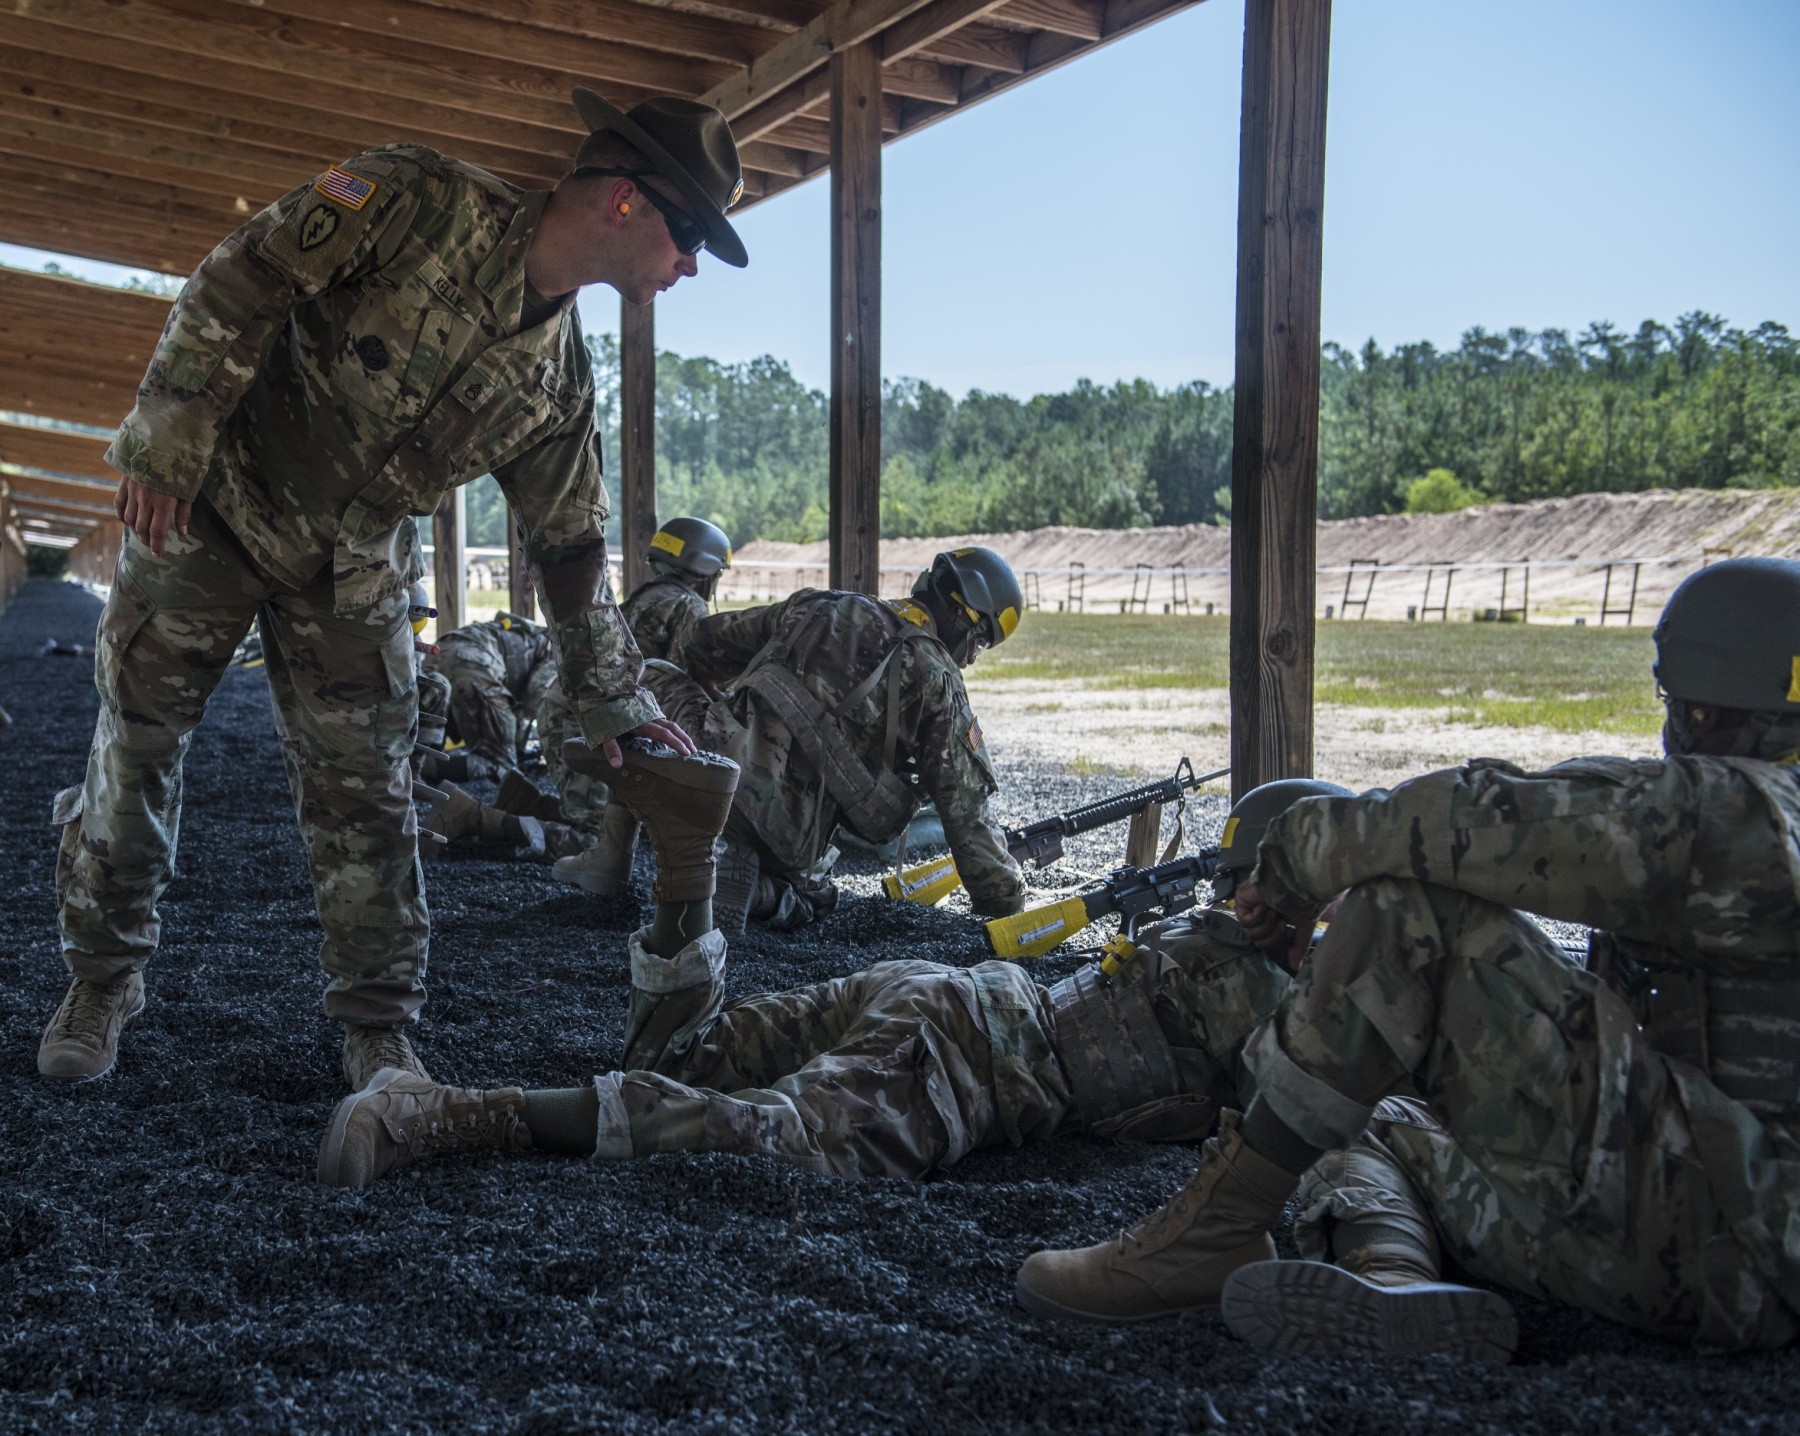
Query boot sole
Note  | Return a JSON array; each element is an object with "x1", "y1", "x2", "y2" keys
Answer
[
  {"x1": 1221, "y1": 1261, "x2": 1517, "y2": 1364},
  {"x1": 38, "y1": 982, "x2": 146, "y2": 1083},
  {"x1": 562, "y1": 739, "x2": 740, "y2": 794},
  {"x1": 1014, "y1": 1274, "x2": 1210, "y2": 1325},
  {"x1": 318, "y1": 1066, "x2": 407, "y2": 1188}
]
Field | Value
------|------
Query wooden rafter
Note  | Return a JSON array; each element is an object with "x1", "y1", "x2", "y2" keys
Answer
[{"x1": 0, "y1": 424, "x2": 115, "y2": 481}]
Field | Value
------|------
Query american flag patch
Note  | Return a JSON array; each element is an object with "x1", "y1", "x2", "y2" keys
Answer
[{"x1": 315, "y1": 165, "x2": 376, "y2": 210}]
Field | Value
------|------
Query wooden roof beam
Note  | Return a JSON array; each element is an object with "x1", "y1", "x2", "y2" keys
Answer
[
  {"x1": 703, "y1": 0, "x2": 944, "y2": 119},
  {"x1": 4, "y1": 473, "x2": 118, "y2": 511},
  {"x1": 989, "y1": 0, "x2": 1102, "y2": 39},
  {"x1": 0, "y1": 424, "x2": 114, "y2": 481},
  {"x1": 0, "y1": 15, "x2": 587, "y2": 157},
  {"x1": 220, "y1": 0, "x2": 738, "y2": 98},
  {"x1": 0, "y1": 268, "x2": 172, "y2": 328},
  {"x1": 0, "y1": 51, "x2": 567, "y2": 187},
  {"x1": 380, "y1": 0, "x2": 778, "y2": 68}
]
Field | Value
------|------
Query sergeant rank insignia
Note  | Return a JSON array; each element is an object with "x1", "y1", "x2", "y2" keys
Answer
[{"x1": 315, "y1": 165, "x2": 377, "y2": 210}]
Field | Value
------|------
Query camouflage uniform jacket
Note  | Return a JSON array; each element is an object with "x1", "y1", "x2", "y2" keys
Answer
[
  {"x1": 1247, "y1": 754, "x2": 1800, "y2": 1310},
  {"x1": 106, "y1": 144, "x2": 656, "y2": 744},
  {"x1": 622, "y1": 576, "x2": 707, "y2": 666},
  {"x1": 684, "y1": 590, "x2": 1024, "y2": 910}
]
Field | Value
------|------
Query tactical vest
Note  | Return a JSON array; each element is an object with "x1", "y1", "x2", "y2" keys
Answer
[
  {"x1": 1592, "y1": 933, "x2": 1800, "y2": 1119},
  {"x1": 1046, "y1": 964, "x2": 1182, "y2": 1128},
  {"x1": 730, "y1": 596, "x2": 934, "y2": 845}
]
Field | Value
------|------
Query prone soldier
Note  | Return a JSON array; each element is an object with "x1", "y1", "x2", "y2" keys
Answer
[
  {"x1": 552, "y1": 547, "x2": 1030, "y2": 929},
  {"x1": 315, "y1": 780, "x2": 1347, "y2": 1185},
  {"x1": 39, "y1": 90, "x2": 746, "y2": 1090},
  {"x1": 1015, "y1": 557, "x2": 1800, "y2": 1361}
]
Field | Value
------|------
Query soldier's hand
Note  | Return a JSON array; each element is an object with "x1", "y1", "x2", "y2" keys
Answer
[
  {"x1": 602, "y1": 716, "x2": 697, "y2": 766},
  {"x1": 115, "y1": 477, "x2": 192, "y2": 558},
  {"x1": 1234, "y1": 881, "x2": 1313, "y2": 973}
]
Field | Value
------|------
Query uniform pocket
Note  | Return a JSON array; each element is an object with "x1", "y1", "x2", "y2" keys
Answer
[{"x1": 96, "y1": 570, "x2": 157, "y2": 703}]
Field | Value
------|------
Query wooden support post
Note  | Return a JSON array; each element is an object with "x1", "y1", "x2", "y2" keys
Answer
[
  {"x1": 433, "y1": 485, "x2": 467, "y2": 635},
  {"x1": 1227, "y1": 0, "x2": 1333, "y2": 802},
  {"x1": 828, "y1": 39, "x2": 883, "y2": 596},
  {"x1": 619, "y1": 296, "x2": 658, "y2": 599},
  {"x1": 506, "y1": 516, "x2": 536, "y2": 622}
]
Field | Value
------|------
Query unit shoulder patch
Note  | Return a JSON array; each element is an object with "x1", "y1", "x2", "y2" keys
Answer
[
  {"x1": 297, "y1": 204, "x2": 340, "y2": 252},
  {"x1": 316, "y1": 165, "x2": 378, "y2": 211}
]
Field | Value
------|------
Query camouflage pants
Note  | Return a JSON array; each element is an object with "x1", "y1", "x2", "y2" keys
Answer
[
  {"x1": 596, "y1": 934, "x2": 1069, "y2": 1180},
  {"x1": 423, "y1": 638, "x2": 550, "y2": 777},
  {"x1": 59, "y1": 499, "x2": 428, "y2": 1026},
  {"x1": 1246, "y1": 878, "x2": 1799, "y2": 1350}
]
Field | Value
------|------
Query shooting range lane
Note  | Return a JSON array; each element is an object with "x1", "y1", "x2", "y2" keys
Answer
[{"x1": 2, "y1": 578, "x2": 1796, "y2": 1429}]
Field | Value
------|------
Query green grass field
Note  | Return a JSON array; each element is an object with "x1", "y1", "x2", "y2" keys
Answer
[{"x1": 981, "y1": 613, "x2": 1662, "y2": 736}]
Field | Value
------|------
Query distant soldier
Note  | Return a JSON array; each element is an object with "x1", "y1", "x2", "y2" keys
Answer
[
  {"x1": 316, "y1": 782, "x2": 1347, "y2": 1188},
  {"x1": 552, "y1": 547, "x2": 1029, "y2": 929},
  {"x1": 1015, "y1": 558, "x2": 1800, "y2": 1363},
  {"x1": 416, "y1": 613, "x2": 557, "y2": 784},
  {"x1": 528, "y1": 516, "x2": 732, "y2": 841},
  {"x1": 39, "y1": 90, "x2": 744, "y2": 1091}
]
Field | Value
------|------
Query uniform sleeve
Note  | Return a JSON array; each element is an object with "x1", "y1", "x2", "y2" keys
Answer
[
  {"x1": 662, "y1": 592, "x2": 707, "y2": 670},
  {"x1": 493, "y1": 402, "x2": 659, "y2": 745},
  {"x1": 1247, "y1": 756, "x2": 1793, "y2": 951},
  {"x1": 684, "y1": 602, "x2": 782, "y2": 690},
  {"x1": 915, "y1": 663, "x2": 1026, "y2": 915},
  {"x1": 108, "y1": 156, "x2": 423, "y2": 502}
]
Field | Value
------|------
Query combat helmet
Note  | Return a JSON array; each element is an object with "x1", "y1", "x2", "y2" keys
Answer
[
  {"x1": 1213, "y1": 778, "x2": 1353, "y2": 898},
  {"x1": 408, "y1": 581, "x2": 435, "y2": 636},
  {"x1": 647, "y1": 516, "x2": 733, "y2": 579},
  {"x1": 912, "y1": 547, "x2": 1024, "y2": 652},
  {"x1": 1654, "y1": 557, "x2": 1800, "y2": 715}
]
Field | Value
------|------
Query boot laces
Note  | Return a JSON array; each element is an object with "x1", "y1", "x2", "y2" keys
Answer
[
  {"x1": 1119, "y1": 1164, "x2": 1210, "y2": 1251},
  {"x1": 396, "y1": 1101, "x2": 521, "y2": 1161},
  {"x1": 357, "y1": 1029, "x2": 417, "y2": 1074},
  {"x1": 49, "y1": 980, "x2": 124, "y2": 1045}
]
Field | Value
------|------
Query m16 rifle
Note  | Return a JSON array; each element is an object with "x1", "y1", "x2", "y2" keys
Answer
[
  {"x1": 985, "y1": 848, "x2": 1223, "y2": 959},
  {"x1": 882, "y1": 758, "x2": 1230, "y2": 905}
]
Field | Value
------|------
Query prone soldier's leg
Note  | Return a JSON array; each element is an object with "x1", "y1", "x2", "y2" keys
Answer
[
  {"x1": 1244, "y1": 879, "x2": 1796, "y2": 1348},
  {"x1": 602, "y1": 960, "x2": 999, "y2": 1179},
  {"x1": 260, "y1": 571, "x2": 428, "y2": 1031}
]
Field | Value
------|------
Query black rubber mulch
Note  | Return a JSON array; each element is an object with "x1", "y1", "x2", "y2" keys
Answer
[{"x1": 1, "y1": 576, "x2": 1795, "y2": 1433}]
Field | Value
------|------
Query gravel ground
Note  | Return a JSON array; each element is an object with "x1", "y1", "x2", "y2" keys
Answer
[{"x1": 2, "y1": 577, "x2": 1795, "y2": 1433}]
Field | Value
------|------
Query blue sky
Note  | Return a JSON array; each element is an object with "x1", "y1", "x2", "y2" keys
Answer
[{"x1": 7, "y1": 0, "x2": 1796, "y2": 398}]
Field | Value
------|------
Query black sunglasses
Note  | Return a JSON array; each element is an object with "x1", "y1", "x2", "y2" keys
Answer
[{"x1": 574, "y1": 168, "x2": 707, "y2": 256}]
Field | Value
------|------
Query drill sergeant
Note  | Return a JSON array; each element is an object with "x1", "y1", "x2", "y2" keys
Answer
[
  {"x1": 1017, "y1": 557, "x2": 1800, "y2": 1362},
  {"x1": 553, "y1": 547, "x2": 1029, "y2": 929},
  {"x1": 526, "y1": 516, "x2": 733, "y2": 849},
  {"x1": 315, "y1": 781, "x2": 1347, "y2": 1187},
  {"x1": 416, "y1": 613, "x2": 558, "y2": 784},
  {"x1": 38, "y1": 90, "x2": 746, "y2": 1091}
]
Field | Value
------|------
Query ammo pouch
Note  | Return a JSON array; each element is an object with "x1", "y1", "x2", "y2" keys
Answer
[
  {"x1": 1592, "y1": 933, "x2": 1800, "y2": 1119},
  {"x1": 732, "y1": 599, "x2": 931, "y2": 846},
  {"x1": 1047, "y1": 963, "x2": 1182, "y2": 1129}
]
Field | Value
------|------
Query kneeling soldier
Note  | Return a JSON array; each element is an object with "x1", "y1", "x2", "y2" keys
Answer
[
  {"x1": 554, "y1": 547, "x2": 1029, "y2": 928},
  {"x1": 417, "y1": 614, "x2": 558, "y2": 784},
  {"x1": 1016, "y1": 557, "x2": 1800, "y2": 1360},
  {"x1": 314, "y1": 781, "x2": 1344, "y2": 1187}
]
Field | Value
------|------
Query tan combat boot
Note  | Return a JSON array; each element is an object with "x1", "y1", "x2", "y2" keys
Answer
[
  {"x1": 496, "y1": 769, "x2": 565, "y2": 824},
  {"x1": 416, "y1": 782, "x2": 545, "y2": 857},
  {"x1": 562, "y1": 738, "x2": 739, "y2": 901},
  {"x1": 38, "y1": 971, "x2": 146, "y2": 1082},
  {"x1": 317, "y1": 1069, "x2": 531, "y2": 1188},
  {"x1": 342, "y1": 1024, "x2": 432, "y2": 1090},
  {"x1": 1221, "y1": 1237, "x2": 1518, "y2": 1364},
  {"x1": 1015, "y1": 1111, "x2": 1295, "y2": 1322},
  {"x1": 551, "y1": 801, "x2": 640, "y2": 895}
]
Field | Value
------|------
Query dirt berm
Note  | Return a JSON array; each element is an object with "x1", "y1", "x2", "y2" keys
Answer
[
  {"x1": 735, "y1": 486, "x2": 1800, "y2": 622},
  {"x1": 3, "y1": 578, "x2": 1797, "y2": 1431}
]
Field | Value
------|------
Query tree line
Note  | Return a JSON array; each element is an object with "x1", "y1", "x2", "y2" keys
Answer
[{"x1": 462, "y1": 313, "x2": 1800, "y2": 548}]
